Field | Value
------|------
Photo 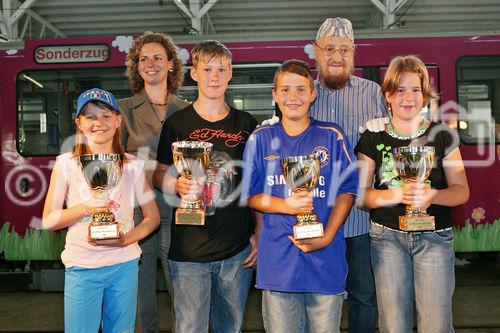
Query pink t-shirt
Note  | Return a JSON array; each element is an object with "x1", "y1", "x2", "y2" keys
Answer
[{"x1": 57, "y1": 152, "x2": 143, "y2": 268}]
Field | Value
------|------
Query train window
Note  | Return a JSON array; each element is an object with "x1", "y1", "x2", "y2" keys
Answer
[
  {"x1": 178, "y1": 63, "x2": 279, "y2": 123},
  {"x1": 16, "y1": 64, "x2": 278, "y2": 156},
  {"x1": 456, "y1": 56, "x2": 500, "y2": 144},
  {"x1": 16, "y1": 67, "x2": 131, "y2": 156}
]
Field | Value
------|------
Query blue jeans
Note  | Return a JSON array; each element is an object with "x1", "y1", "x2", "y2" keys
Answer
[
  {"x1": 169, "y1": 245, "x2": 253, "y2": 333},
  {"x1": 262, "y1": 290, "x2": 344, "y2": 333},
  {"x1": 64, "y1": 259, "x2": 139, "y2": 333},
  {"x1": 136, "y1": 188, "x2": 174, "y2": 333},
  {"x1": 370, "y1": 223, "x2": 455, "y2": 333},
  {"x1": 345, "y1": 234, "x2": 377, "y2": 333}
]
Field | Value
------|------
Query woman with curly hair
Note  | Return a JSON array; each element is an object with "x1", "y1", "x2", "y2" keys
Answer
[{"x1": 118, "y1": 31, "x2": 189, "y2": 333}]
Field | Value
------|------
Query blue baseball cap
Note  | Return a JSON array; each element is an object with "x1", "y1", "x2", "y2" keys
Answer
[{"x1": 76, "y1": 88, "x2": 121, "y2": 116}]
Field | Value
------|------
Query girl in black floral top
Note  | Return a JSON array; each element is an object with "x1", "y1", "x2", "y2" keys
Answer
[{"x1": 355, "y1": 55, "x2": 469, "y2": 333}]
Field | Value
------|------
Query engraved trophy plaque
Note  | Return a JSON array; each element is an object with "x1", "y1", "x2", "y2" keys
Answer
[
  {"x1": 172, "y1": 141, "x2": 213, "y2": 225},
  {"x1": 281, "y1": 155, "x2": 324, "y2": 240},
  {"x1": 80, "y1": 154, "x2": 122, "y2": 240},
  {"x1": 393, "y1": 146, "x2": 436, "y2": 231}
]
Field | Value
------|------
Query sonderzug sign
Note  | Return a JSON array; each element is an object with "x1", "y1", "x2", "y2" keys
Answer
[{"x1": 34, "y1": 44, "x2": 109, "y2": 64}]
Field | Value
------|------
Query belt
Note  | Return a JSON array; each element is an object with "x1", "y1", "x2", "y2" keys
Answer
[{"x1": 370, "y1": 221, "x2": 452, "y2": 234}]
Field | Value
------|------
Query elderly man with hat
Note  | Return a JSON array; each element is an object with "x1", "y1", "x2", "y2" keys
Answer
[{"x1": 309, "y1": 17, "x2": 387, "y2": 333}]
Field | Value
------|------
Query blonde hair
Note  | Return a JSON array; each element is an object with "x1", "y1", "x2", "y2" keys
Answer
[
  {"x1": 125, "y1": 31, "x2": 184, "y2": 94},
  {"x1": 191, "y1": 40, "x2": 232, "y2": 68},
  {"x1": 73, "y1": 102, "x2": 125, "y2": 167},
  {"x1": 382, "y1": 55, "x2": 437, "y2": 107}
]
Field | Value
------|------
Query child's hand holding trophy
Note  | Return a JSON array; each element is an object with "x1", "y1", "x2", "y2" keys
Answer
[
  {"x1": 281, "y1": 155, "x2": 324, "y2": 240},
  {"x1": 172, "y1": 141, "x2": 213, "y2": 225},
  {"x1": 393, "y1": 146, "x2": 436, "y2": 231},
  {"x1": 80, "y1": 153, "x2": 123, "y2": 240}
]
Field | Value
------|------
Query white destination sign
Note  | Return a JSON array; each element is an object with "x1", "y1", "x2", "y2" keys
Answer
[{"x1": 35, "y1": 44, "x2": 109, "y2": 64}]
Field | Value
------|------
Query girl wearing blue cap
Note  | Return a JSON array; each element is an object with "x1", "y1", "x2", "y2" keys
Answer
[{"x1": 42, "y1": 88, "x2": 160, "y2": 333}]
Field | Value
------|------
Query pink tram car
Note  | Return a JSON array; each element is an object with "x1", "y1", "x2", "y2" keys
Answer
[{"x1": 1, "y1": 34, "x2": 499, "y2": 260}]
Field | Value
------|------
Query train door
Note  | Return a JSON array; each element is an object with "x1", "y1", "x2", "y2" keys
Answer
[{"x1": 453, "y1": 55, "x2": 500, "y2": 251}]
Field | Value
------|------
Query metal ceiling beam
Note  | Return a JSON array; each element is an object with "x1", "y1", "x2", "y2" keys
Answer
[
  {"x1": 19, "y1": 13, "x2": 30, "y2": 37},
  {"x1": 370, "y1": 0, "x2": 386, "y2": 13},
  {"x1": 393, "y1": 0, "x2": 409, "y2": 13},
  {"x1": 197, "y1": 0, "x2": 217, "y2": 18},
  {"x1": 7, "y1": 0, "x2": 37, "y2": 26},
  {"x1": 2, "y1": 0, "x2": 14, "y2": 38},
  {"x1": 22, "y1": 8, "x2": 66, "y2": 38},
  {"x1": 172, "y1": 0, "x2": 218, "y2": 34},
  {"x1": 370, "y1": 0, "x2": 409, "y2": 28},
  {"x1": 1, "y1": 0, "x2": 65, "y2": 40},
  {"x1": 0, "y1": 17, "x2": 8, "y2": 39},
  {"x1": 189, "y1": 0, "x2": 201, "y2": 33}
]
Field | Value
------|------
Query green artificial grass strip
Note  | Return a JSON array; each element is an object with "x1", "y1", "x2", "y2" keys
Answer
[{"x1": 0, "y1": 222, "x2": 66, "y2": 260}]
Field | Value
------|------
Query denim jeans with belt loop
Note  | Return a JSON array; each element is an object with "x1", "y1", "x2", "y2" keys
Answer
[{"x1": 369, "y1": 222, "x2": 455, "y2": 333}]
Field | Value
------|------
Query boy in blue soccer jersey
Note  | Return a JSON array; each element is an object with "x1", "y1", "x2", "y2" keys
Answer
[{"x1": 241, "y1": 59, "x2": 358, "y2": 333}]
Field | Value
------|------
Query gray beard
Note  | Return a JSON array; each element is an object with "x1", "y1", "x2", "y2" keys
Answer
[
  {"x1": 318, "y1": 64, "x2": 353, "y2": 90},
  {"x1": 322, "y1": 74, "x2": 349, "y2": 90}
]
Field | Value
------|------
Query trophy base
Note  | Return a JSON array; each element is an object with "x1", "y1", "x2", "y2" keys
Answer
[
  {"x1": 293, "y1": 222, "x2": 324, "y2": 240},
  {"x1": 176, "y1": 209, "x2": 205, "y2": 225},
  {"x1": 88, "y1": 222, "x2": 119, "y2": 240},
  {"x1": 399, "y1": 215, "x2": 435, "y2": 231}
]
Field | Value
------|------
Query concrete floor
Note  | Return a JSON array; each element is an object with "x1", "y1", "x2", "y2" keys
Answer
[{"x1": 0, "y1": 253, "x2": 499, "y2": 332}]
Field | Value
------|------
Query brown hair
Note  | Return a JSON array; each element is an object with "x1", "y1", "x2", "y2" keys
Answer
[
  {"x1": 273, "y1": 59, "x2": 314, "y2": 90},
  {"x1": 73, "y1": 102, "x2": 125, "y2": 167},
  {"x1": 125, "y1": 31, "x2": 184, "y2": 94},
  {"x1": 382, "y1": 55, "x2": 437, "y2": 107},
  {"x1": 191, "y1": 40, "x2": 232, "y2": 68}
]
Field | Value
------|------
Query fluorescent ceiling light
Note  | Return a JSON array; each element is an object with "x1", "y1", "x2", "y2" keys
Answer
[{"x1": 23, "y1": 74, "x2": 44, "y2": 88}]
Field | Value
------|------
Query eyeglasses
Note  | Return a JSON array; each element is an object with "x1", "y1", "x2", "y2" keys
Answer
[{"x1": 314, "y1": 43, "x2": 353, "y2": 57}]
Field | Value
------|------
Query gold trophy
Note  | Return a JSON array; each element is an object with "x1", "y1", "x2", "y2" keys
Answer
[
  {"x1": 393, "y1": 146, "x2": 436, "y2": 231},
  {"x1": 281, "y1": 155, "x2": 324, "y2": 240},
  {"x1": 80, "y1": 154, "x2": 122, "y2": 240},
  {"x1": 172, "y1": 141, "x2": 213, "y2": 225}
]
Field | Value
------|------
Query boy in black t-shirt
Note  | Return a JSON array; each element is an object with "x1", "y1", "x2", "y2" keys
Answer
[{"x1": 153, "y1": 40, "x2": 258, "y2": 333}]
